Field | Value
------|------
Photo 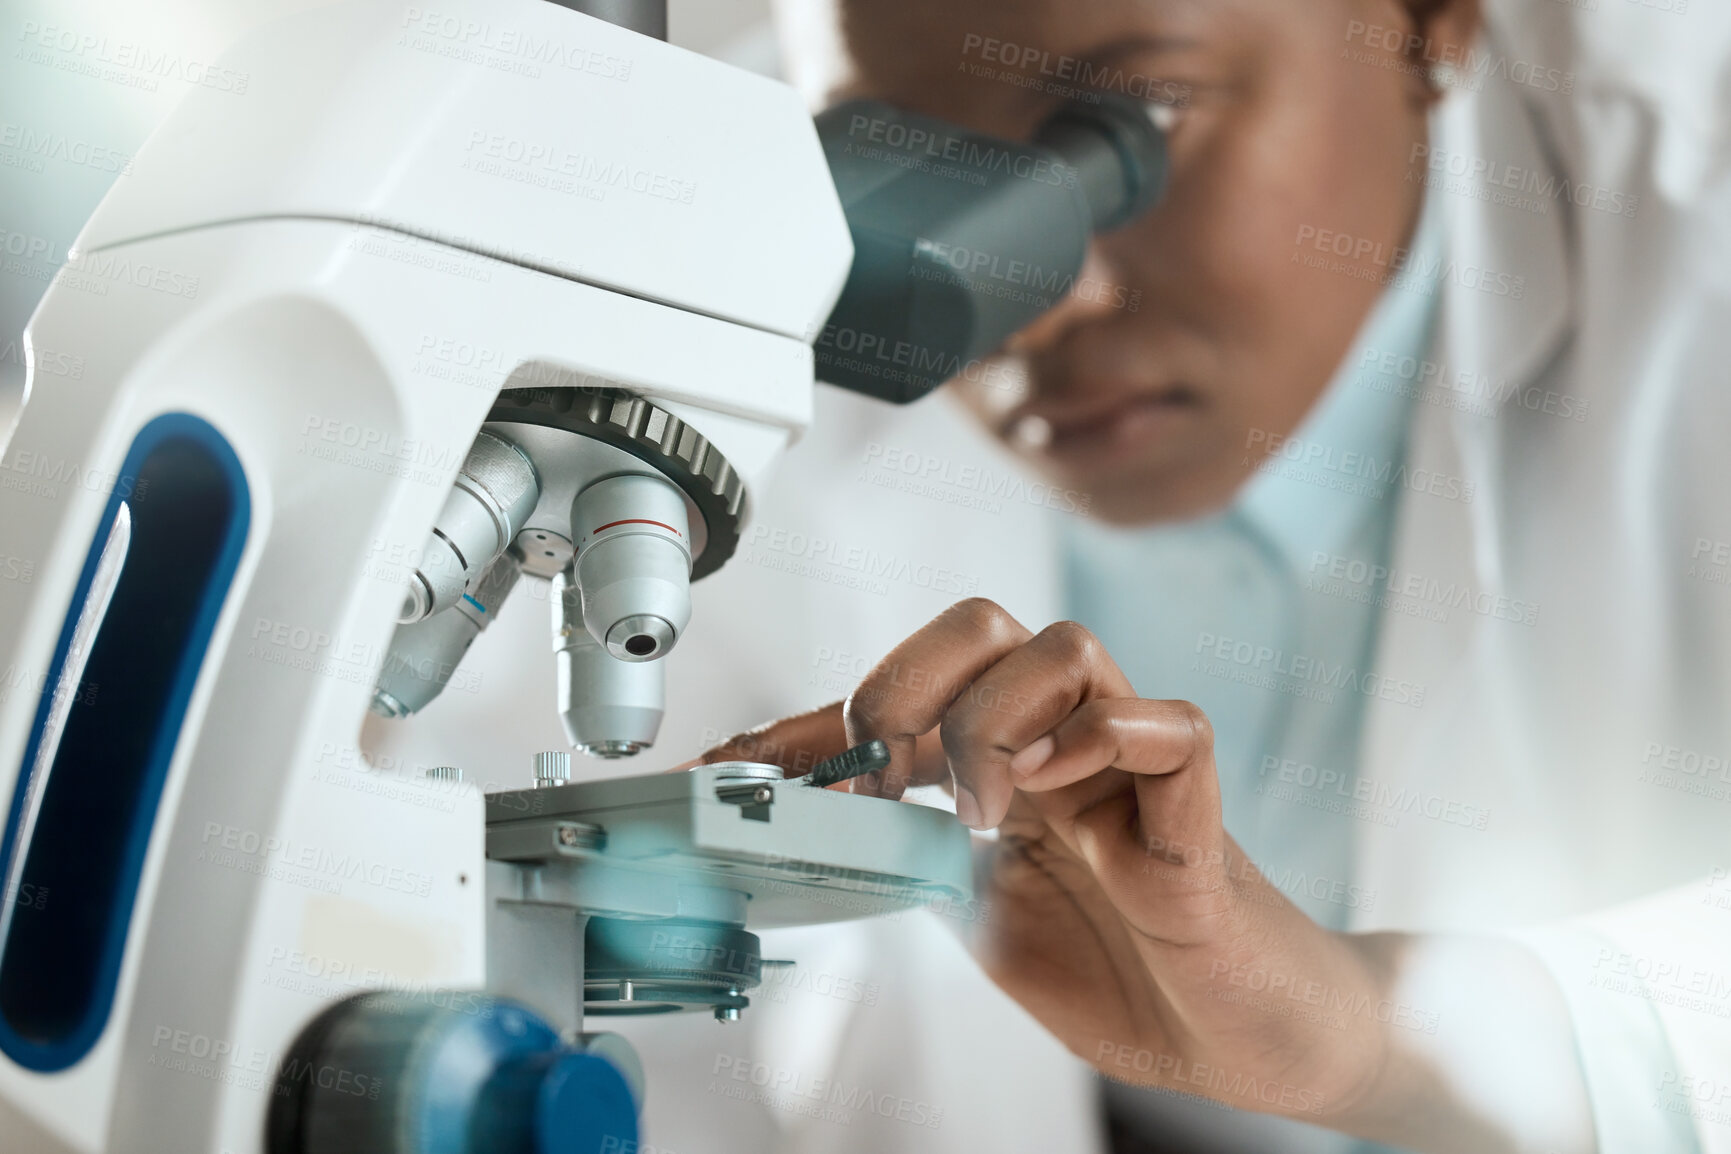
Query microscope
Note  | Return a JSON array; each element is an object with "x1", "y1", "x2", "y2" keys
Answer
[{"x1": 0, "y1": 1, "x2": 1166, "y2": 1150}]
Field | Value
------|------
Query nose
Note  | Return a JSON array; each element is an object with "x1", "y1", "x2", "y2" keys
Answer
[{"x1": 1008, "y1": 245, "x2": 1129, "y2": 358}]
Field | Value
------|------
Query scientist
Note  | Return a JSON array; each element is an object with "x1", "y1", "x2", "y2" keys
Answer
[{"x1": 701, "y1": 0, "x2": 1731, "y2": 1150}]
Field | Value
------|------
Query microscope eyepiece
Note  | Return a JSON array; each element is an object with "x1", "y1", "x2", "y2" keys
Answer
[
  {"x1": 1034, "y1": 93, "x2": 1170, "y2": 234},
  {"x1": 814, "y1": 93, "x2": 1170, "y2": 404}
]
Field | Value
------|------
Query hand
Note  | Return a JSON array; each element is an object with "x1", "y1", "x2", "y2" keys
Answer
[
  {"x1": 695, "y1": 599, "x2": 1598, "y2": 1154},
  {"x1": 694, "y1": 599, "x2": 1396, "y2": 1127}
]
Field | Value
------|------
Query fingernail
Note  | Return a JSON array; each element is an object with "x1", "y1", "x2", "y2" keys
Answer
[
  {"x1": 1010, "y1": 734, "x2": 1056, "y2": 778},
  {"x1": 954, "y1": 785, "x2": 984, "y2": 829}
]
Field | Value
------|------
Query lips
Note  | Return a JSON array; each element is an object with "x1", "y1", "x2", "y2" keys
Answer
[{"x1": 1005, "y1": 384, "x2": 1201, "y2": 462}]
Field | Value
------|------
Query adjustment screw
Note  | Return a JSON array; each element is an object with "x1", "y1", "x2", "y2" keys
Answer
[{"x1": 534, "y1": 751, "x2": 572, "y2": 788}]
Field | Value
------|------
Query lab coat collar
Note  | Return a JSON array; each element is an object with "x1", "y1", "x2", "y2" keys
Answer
[{"x1": 1426, "y1": 41, "x2": 1576, "y2": 414}]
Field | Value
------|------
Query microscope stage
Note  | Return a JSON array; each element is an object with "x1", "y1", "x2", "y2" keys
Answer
[{"x1": 484, "y1": 765, "x2": 974, "y2": 929}]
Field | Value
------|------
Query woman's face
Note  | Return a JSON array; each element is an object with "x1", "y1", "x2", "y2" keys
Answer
[{"x1": 837, "y1": 0, "x2": 1477, "y2": 523}]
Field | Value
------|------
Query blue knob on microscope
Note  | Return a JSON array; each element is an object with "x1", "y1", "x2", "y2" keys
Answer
[{"x1": 534, "y1": 1050, "x2": 639, "y2": 1154}]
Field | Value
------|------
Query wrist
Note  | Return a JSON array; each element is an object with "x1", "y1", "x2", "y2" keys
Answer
[{"x1": 1327, "y1": 933, "x2": 1596, "y2": 1154}]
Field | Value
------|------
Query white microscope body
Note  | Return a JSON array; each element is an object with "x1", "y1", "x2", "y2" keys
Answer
[
  {"x1": 0, "y1": 0, "x2": 1168, "y2": 1144},
  {"x1": 0, "y1": 1, "x2": 856, "y2": 1149}
]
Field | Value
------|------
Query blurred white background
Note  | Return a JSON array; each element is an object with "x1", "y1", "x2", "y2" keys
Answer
[{"x1": 0, "y1": 0, "x2": 780, "y2": 410}]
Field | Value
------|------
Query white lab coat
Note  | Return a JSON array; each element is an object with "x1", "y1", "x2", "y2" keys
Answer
[
  {"x1": 1350, "y1": 2, "x2": 1731, "y2": 1150},
  {"x1": 389, "y1": 2, "x2": 1731, "y2": 1150}
]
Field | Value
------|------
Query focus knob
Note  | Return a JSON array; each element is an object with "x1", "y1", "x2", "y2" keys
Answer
[{"x1": 266, "y1": 992, "x2": 637, "y2": 1154}]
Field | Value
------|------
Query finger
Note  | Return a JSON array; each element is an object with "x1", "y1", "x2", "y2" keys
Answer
[
  {"x1": 1019, "y1": 698, "x2": 1229, "y2": 938},
  {"x1": 1014, "y1": 697, "x2": 1221, "y2": 873},
  {"x1": 1012, "y1": 698, "x2": 1214, "y2": 794},
  {"x1": 694, "y1": 702, "x2": 852, "y2": 780},
  {"x1": 939, "y1": 620, "x2": 1135, "y2": 829},
  {"x1": 843, "y1": 598, "x2": 1035, "y2": 800}
]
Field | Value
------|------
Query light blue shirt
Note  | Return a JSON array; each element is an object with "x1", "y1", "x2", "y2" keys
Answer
[
  {"x1": 1064, "y1": 193, "x2": 1444, "y2": 1149},
  {"x1": 1063, "y1": 190, "x2": 1443, "y2": 926}
]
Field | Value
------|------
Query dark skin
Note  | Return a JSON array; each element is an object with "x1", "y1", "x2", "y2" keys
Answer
[
  {"x1": 692, "y1": 2, "x2": 1597, "y2": 1150},
  {"x1": 838, "y1": 0, "x2": 1465, "y2": 524}
]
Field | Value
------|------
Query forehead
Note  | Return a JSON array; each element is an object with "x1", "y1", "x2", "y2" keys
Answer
[
  {"x1": 840, "y1": 0, "x2": 1218, "y2": 47},
  {"x1": 836, "y1": 0, "x2": 1271, "y2": 115}
]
